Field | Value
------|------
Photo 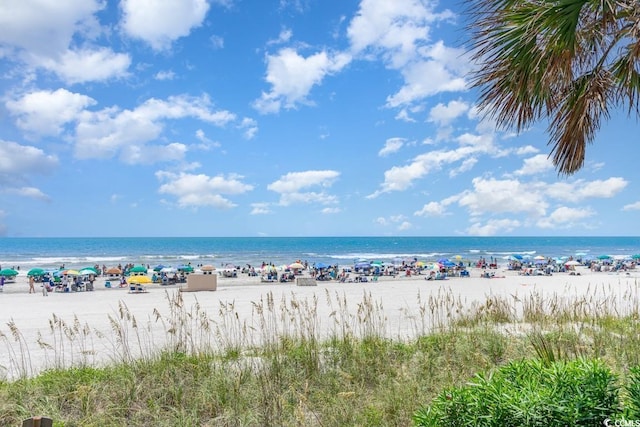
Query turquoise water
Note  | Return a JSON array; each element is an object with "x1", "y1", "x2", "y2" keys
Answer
[{"x1": 0, "y1": 236, "x2": 638, "y2": 270}]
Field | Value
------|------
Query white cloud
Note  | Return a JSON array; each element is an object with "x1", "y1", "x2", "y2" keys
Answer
[
  {"x1": 458, "y1": 177, "x2": 548, "y2": 217},
  {"x1": 414, "y1": 201, "x2": 447, "y2": 217},
  {"x1": 385, "y1": 42, "x2": 468, "y2": 108},
  {"x1": 623, "y1": 201, "x2": 640, "y2": 211},
  {"x1": 0, "y1": 0, "x2": 104, "y2": 56},
  {"x1": 120, "y1": 0, "x2": 210, "y2": 51},
  {"x1": 466, "y1": 219, "x2": 521, "y2": 236},
  {"x1": 369, "y1": 141, "x2": 491, "y2": 197},
  {"x1": 545, "y1": 177, "x2": 628, "y2": 202},
  {"x1": 537, "y1": 206, "x2": 594, "y2": 229},
  {"x1": 268, "y1": 170, "x2": 340, "y2": 206},
  {"x1": 0, "y1": 140, "x2": 58, "y2": 200},
  {"x1": 322, "y1": 207, "x2": 341, "y2": 214},
  {"x1": 347, "y1": 0, "x2": 454, "y2": 68},
  {"x1": 156, "y1": 171, "x2": 253, "y2": 208},
  {"x1": 37, "y1": 48, "x2": 131, "y2": 84},
  {"x1": 74, "y1": 94, "x2": 236, "y2": 161},
  {"x1": 514, "y1": 154, "x2": 554, "y2": 176},
  {"x1": 253, "y1": 48, "x2": 352, "y2": 114},
  {"x1": 250, "y1": 203, "x2": 272, "y2": 215},
  {"x1": 398, "y1": 221, "x2": 412, "y2": 230},
  {"x1": 428, "y1": 99, "x2": 469, "y2": 126},
  {"x1": 122, "y1": 142, "x2": 188, "y2": 165},
  {"x1": 378, "y1": 138, "x2": 404, "y2": 156},
  {"x1": 268, "y1": 28, "x2": 293, "y2": 45},
  {"x1": 155, "y1": 70, "x2": 176, "y2": 80},
  {"x1": 6, "y1": 88, "x2": 96, "y2": 136},
  {"x1": 268, "y1": 170, "x2": 339, "y2": 193}
]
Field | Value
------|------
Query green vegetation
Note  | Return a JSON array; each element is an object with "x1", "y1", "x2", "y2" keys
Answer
[
  {"x1": 1, "y1": 283, "x2": 640, "y2": 426},
  {"x1": 467, "y1": 0, "x2": 640, "y2": 175}
]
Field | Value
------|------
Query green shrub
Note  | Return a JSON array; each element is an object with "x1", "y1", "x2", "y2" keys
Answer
[{"x1": 414, "y1": 358, "x2": 621, "y2": 427}]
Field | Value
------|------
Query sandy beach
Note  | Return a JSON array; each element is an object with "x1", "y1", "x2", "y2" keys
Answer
[{"x1": 1, "y1": 266, "x2": 639, "y2": 380}]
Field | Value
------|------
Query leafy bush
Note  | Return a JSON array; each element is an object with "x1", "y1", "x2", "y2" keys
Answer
[{"x1": 414, "y1": 358, "x2": 620, "y2": 427}]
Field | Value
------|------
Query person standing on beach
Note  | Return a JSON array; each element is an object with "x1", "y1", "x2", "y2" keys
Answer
[{"x1": 29, "y1": 275, "x2": 35, "y2": 293}]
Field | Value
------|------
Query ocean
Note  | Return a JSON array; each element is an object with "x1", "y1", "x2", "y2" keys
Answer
[{"x1": 0, "y1": 236, "x2": 638, "y2": 271}]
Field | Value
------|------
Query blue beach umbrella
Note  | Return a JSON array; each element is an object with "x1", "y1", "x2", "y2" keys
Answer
[{"x1": 315, "y1": 262, "x2": 329, "y2": 269}]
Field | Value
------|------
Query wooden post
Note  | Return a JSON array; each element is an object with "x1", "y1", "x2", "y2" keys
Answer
[{"x1": 22, "y1": 416, "x2": 53, "y2": 427}]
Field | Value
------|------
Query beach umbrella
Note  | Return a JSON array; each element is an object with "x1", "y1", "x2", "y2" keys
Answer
[
  {"x1": 106, "y1": 267, "x2": 122, "y2": 275},
  {"x1": 354, "y1": 262, "x2": 371, "y2": 269},
  {"x1": 0, "y1": 268, "x2": 19, "y2": 277},
  {"x1": 153, "y1": 264, "x2": 166, "y2": 271},
  {"x1": 289, "y1": 262, "x2": 304, "y2": 269},
  {"x1": 534, "y1": 255, "x2": 546, "y2": 260},
  {"x1": 27, "y1": 268, "x2": 46, "y2": 277},
  {"x1": 565, "y1": 260, "x2": 581, "y2": 266},
  {"x1": 632, "y1": 254, "x2": 640, "y2": 260},
  {"x1": 60, "y1": 269, "x2": 80, "y2": 276},
  {"x1": 128, "y1": 275, "x2": 151, "y2": 285},
  {"x1": 79, "y1": 268, "x2": 98, "y2": 276},
  {"x1": 201, "y1": 265, "x2": 216, "y2": 272},
  {"x1": 129, "y1": 265, "x2": 147, "y2": 273},
  {"x1": 315, "y1": 262, "x2": 329, "y2": 269},
  {"x1": 597, "y1": 255, "x2": 612, "y2": 260},
  {"x1": 177, "y1": 265, "x2": 194, "y2": 273}
]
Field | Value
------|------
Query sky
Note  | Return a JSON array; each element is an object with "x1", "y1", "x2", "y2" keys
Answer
[{"x1": 0, "y1": 0, "x2": 638, "y2": 238}]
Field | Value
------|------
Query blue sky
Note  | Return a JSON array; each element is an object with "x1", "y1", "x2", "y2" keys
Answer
[{"x1": 0, "y1": 0, "x2": 637, "y2": 237}]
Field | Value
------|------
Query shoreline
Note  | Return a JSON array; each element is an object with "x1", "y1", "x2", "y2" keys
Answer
[{"x1": 1, "y1": 266, "x2": 639, "y2": 380}]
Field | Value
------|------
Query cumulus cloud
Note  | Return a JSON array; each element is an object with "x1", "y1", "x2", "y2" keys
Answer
[
  {"x1": 0, "y1": 140, "x2": 58, "y2": 200},
  {"x1": 120, "y1": 0, "x2": 210, "y2": 50},
  {"x1": 74, "y1": 94, "x2": 236, "y2": 161},
  {"x1": 368, "y1": 138, "x2": 493, "y2": 197},
  {"x1": 156, "y1": 171, "x2": 253, "y2": 209},
  {"x1": 0, "y1": 0, "x2": 104, "y2": 56},
  {"x1": 537, "y1": 206, "x2": 595, "y2": 229},
  {"x1": 458, "y1": 177, "x2": 549, "y2": 217},
  {"x1": 268, "y1": 170, "x2": 340, "y2": 206},
  {"x1": 253, "y1": 48, "x2": 352, "y2": 114},
  {"x1": 347, "y1": 0, "x2": 454, "y2": 68},
  {"x1": 513, "y1": 154, "x2": 554, "y2": 176},
  {"x1": 427, "y1": 99, "x2": 469, "y2": 126},
  {"x1": 466, "y1": 219, "x2": 521, "y2": 236},
  {"x1": 36, "y1": 48, "x2": 131, "y2": 84},
  {"x1": 250, "y1": 202, "x2": 272, "y2": 215},
  {"x1": 6, "y1": 88, "x2": 96, "y2": 137},
  {"x1": 414, "y1": 201, "x2": 448, "y2": 217}
]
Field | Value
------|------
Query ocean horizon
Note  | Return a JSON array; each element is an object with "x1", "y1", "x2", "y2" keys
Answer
[{"x1": 0, "y1": 236, "x2": 638, "y2": 271}]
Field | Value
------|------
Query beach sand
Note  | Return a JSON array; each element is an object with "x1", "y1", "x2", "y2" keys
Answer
[{"x1": 1, "y1": 266, "x2": 638, "y2": 379}]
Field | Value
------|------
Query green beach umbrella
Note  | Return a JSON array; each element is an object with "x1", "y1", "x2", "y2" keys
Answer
[
  {"x1": 632, "y1": 254, "x2": 640, "y2": 260},
  {"x1": 27, "y1": 268, "x2": 46, "y2": 276},
  {"x1": 80, "y1": 266, "x2": 99, "y2": 275},
  {"x1": 0, "y1": 268, "x2": 19, "y2": 277},
  {"x1": 597, "y1": 255, "x2": 612, "y2": 260},
  {"x1": 129, "y1": 265, "x2": 147, "y2": 273}
]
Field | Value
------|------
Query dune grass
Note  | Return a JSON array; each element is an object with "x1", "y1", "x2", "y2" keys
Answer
[{"x1": 1, "y1": 282, "x2": 640, "y2": 426}]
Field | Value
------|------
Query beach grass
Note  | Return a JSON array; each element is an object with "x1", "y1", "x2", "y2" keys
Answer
[{"x1": 2, "y1": 282, "x2": 640, "y2": 425}]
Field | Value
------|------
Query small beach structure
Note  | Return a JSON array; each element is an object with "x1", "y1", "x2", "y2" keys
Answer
[{"x1": 180, "y1": 271, "x2": 217, "y2": 292}]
